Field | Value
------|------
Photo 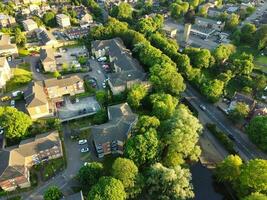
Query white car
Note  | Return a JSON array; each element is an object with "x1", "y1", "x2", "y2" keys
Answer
[
  {"x1": 199, "y1": 104, "x2": 206, "y2": 111},
  {"x1": 102, "y1": 82, "x2": 106, "y2": 88},
  {"x1": 84, "y1": 162, "x2": 91, "y2": 166},
  {"x1": 12, "y1": 90, "x2": 23, "y2": 98},
  {"x1": 0, "y1": 127, "x2": 3, "y2": 135},
  {"x1": 78, "y1": 139, "x2": 87, "y2": 145},
  {"x1": 81, "y1": 148, "x2": 89, "y2": 153},
  {"x1": 97, "y1": 57, "x2": 107, "y2": 62},
  {"x1": 10, "y1": 100, "x2": 15, "y2": 107}
]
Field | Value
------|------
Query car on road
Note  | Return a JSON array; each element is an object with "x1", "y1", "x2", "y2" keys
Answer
[
  {"x1": 1, "y1": 96, "x2": 11, "y2": 102},
  {"x1": 10, "y1": 100, "x2": 15, "y2": 107},
  {"x1": 0, "y1": 127, "x2": 3, "y2": 135},
  {"x1": 199, "y1": 104, "x2": 207, "y2": 111},
  {"x1": 97, "y1": 70, "x2": 101, "y2": 74},
  {"x1": 81, "y1": 147, "x2": 89, "y2": 153},
  {"x1": 228, "y1": 134, "x2": 236, "y2": 141},
  {"x1": 102, "y1": 82, "x2": 106, "y2": 88},
  {"x1": 78, "y1": 139, "x2": 87, "y2": 145}
]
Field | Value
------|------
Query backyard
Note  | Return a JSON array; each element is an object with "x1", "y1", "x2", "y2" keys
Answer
[{"x1": 5, "y1": 62, "x2": 32, "y2": 93}]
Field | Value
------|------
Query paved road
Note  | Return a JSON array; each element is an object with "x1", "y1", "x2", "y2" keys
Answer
[
  {"x1": 242, "y1": 1, "x2": 267, "y2": 25},
  {"x1": 24, "y1": 55, "x2": 46, "y2": 81},
  {"x1": 183, "y1": 84, "x2": 267, "y2": 161}
]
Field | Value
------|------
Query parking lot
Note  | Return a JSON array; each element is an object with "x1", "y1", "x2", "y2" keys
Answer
[
  {"x1": 55, "y1": 46, "x2": 89, "y2": 71},
  {"x1": 57, "y1": 96, "x2": 100, "y2": 121},
  {"x1": 87, "y1": 59, "x2": 108, "y2": 89}
]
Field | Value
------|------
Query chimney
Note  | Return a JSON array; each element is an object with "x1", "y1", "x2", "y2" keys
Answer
[{"x1": 184, "y1": 23, "x2": 191, "y2": 43}]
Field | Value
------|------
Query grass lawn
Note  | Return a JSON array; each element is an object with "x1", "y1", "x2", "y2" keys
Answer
[
  {"x1": 5, "y1": 67, "x2": 32, "y2": 93},
  {"x1": 68, "y1": 116, "x2": 94, "y2": 130},
  {"x1": 18, "y1": 48, "x2": 30, "y2": 57}
]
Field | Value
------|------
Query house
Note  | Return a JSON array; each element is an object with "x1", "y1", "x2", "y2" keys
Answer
[
  {"x1": 24, "y1": 81, "x2": 52, "y2": 119},
  {"x1": 195, "y1": 17, "x2": 225, "y2": 31},
  {"x1": 0, "y1": 57, "x2": 12, "y2": 92},
  {"x1": 80, "y1": 13, "x2": 93, "y2": 27},
  {"x1": 0, "y1": 131, "x2": 62, "y2": 191},
  {"x1": 251, "y1": 103, "x2": 267, "y2": 119},
  {"x1": 22, "y1": 19, "x2": 38, "y2": 32},
  {"x1": 91, "y1": 38, "x2": 146, "y2": 95},
  {"x1": 162, "y1": 25, "x2": 177, "y2": 38},
  {"x1": 40, "y1": 48, "x2": 57, "y2": 72},
  {"x1": 43, "y1": 76, "x2": 85, "y2": 100},
  {"x1": 61, "y1": 191, "x2": 84, "y2": 200},
  {"x1": 36, "y1": 28, "x2": 58, "y2": 47},
  {"x1": 92, "y1": 103, "x2": 137, "y2": 158},
  {"x1": 0, "y1": 14, "x2": 16, "y2": 28},
  {"x1": 56, "y1": 14, "x2": 71, "y2": 28},
  {"x1": 228, "y1": 92, "x2": 257, "y2": 112},
  {"x1": 207, "y1": 8, "x2": 224, "y2": 17},
  {"x1": 0, "y1": 35, "x2": 18, "y2": 56},
  {"x1": 65, "y1": 27, "x2": 89, "y2": 40}
]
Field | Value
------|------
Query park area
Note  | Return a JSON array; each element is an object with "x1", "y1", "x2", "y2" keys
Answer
[{"x1": 5, "y1": 62, "x2": 32, "y2": 93}]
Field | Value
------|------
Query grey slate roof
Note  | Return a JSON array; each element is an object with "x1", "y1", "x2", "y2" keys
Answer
[
  {"x1": 92, "y1": 103, "x2": 137, "y2": 145},
  {"x1": 44, "y1": 75, "x2": 83, "y2": 88},
  {"x1": 92, "y1": 38, "x2": 146, "y2": 89},
  {"x1": 40, "y1": 48, "x2": 55, "y2": 63},
  {"x1": 24, "y1": 81, "x2": 48, "y2": 108}
]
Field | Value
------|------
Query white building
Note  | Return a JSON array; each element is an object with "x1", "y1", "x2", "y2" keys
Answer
[
  {"x1": 56, "y1": 14, "x2": 71, "y2": 28},
  {"x1": 0, "y1": 35, "x2": 18, "y2": 56},
  {"x1": 22, "y1": 19, "x2": 38, "y2": 32},
  {"x1": 0, "y1": 57, "x2": 12, "y2": 92}
]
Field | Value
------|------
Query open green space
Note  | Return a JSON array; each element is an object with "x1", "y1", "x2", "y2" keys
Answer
[{"x1": 5, "y1": 66, "x2": 32, "y2": 93}]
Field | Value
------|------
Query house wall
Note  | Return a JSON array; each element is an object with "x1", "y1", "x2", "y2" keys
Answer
[
  {"x1": 46, "y1": 83, "x2": 84, "y2": 99},
  {"x1": 0, "y1": 59, "x2": 12, "y2": 89},
  {"x1": 0, "y1": 175, "x2": 30, "y2": 192}
]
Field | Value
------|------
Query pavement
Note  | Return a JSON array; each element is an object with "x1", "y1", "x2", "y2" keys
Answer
[
  {"x1": 183, "y1": 83, "x2": 267, "y2": 161},
  {"x1": 88, "y1": 59, "x2": 107, "y2": 89},
  {"x1": 242, "y1": 1, "x2": 267, "y2": 25}
]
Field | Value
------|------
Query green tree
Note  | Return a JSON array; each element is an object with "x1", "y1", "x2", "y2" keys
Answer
[
  {"x1": 112, "y1": 158, "x2": 142, "y2": 198},
  {"x1": 201, "y1": 79, "x2": 224, "y2": 102},
  {"x1": 111, "y1": 2, "x2": 133, "y2": 21},
  {"x1": 77, "y1": 162, "x2": 104, "y2": 190},
  {"x1": 226, "y1": 13, "x2": 239, "y2": 30},
  {"x1": 213, "y1": 44, "x2": 236, "y2": 64},
  {"x1": 0, "y1": 107, "x2": 32, "y2": 139},
  {"x1": 43, "y1": 12, "x2": 56, "y2": 27},
  {"x1": 88, "y1": 176, "x2": 126, "y2": 200},
  {"x1": 229, "y1": 102, "x2": 249, "y2": 123},
  {"x1": 240, "y1": 23, "x2": 256, "y2": 44},
  {"x1": 96, "y1": 90, "x2": 108, "y2": 106},
  {"x1": 150, "y1": 93, "x2": 178, "y2": 120},
  {"x1": 127, "y1": 84, "x2": 148, "y2": 109},
  {"x1": 255, "y1": 24, "x2": 267, "y2": 50},
  {"x1": 246, "y1": 116, "x2": 267, "y2": 151},
  {"x1": 146, "y1": 163, "x2": 194, "y2": 200},
  {"x1": 243, "y1": 193, "x2": 267, "y2": 200},
  {"x1": 44, "y1": 186, "x2": 63, "y2": 200},
  {"x1": 216, "y1": 155, "x2": 243, "y2": 182},
  {"x1": 134, "y1": 115, "x2": 160, "y2": 134},
  {"x1": 232, "y1": 53, "x2": 254, "y2": 75},
  {"x1": 124, "y1": 128, "x2": 159, "y2": 166},
  {"x1": 150, "y1": 63, "x2": 185, "y2": 96},
  {"x1": 14, "y1": 28, "x2": 26, "y2": 47},
  {"x1": 162, "y1": 104, "x2": 202, "y2": 166},
  {"x1": 170, "y1": 2, "x2": 189, "y2": 19},
  {"x1": 238, "y1": 159, "x2": 267, "y2": 196},
  {"x1": 53, "y1": 70, "x2": 61, "y2": 78},
  {"x1": 253, "y1": 74, "x2": 267, "y2": 92},
  {"x1": 185, "y1": 47, "x2": 213, "y2": 69},
  {"x1": 198, "y1": 6, "x2": 208, "y2": 17}
]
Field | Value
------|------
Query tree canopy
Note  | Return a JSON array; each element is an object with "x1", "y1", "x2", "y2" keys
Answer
[
  {"x1": 146, "y1": 163, "x2": 194, "y2": 200},
  {"x1": 161, "y1": 104, "x2": 202, "y2": 166},
  {"x1": 150, "y1": 93, "x2": 178, "y2": 120},
  {"x1": 127, "y1": 84, "x2": 149, "y2": 109},
  {"x1": 42, "y1": 11, "x2": 56, "y2": 27},
  {"x1": 44, "y1": 186, "x2": 63, "y2": 200},
  {"x1": 88, "y1": 176, "x2": 126, "y2": 200},
  {"x1": 246, "y1": 116, "x2": 267, "y2": 151},
  {"x1": 229, "y1": 102, "x2": 250, "y2": 123},
  {"x1": 0, "y1": 107, "x2": 32, "y2": 139},
  {"x1": 111, "y1": 2, "x2": 133, "y2": 22},
  {"x1": 134, "y1": 115, "x2": 160, "y2": 134}
]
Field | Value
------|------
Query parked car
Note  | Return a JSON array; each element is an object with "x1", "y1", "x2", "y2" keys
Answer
[
  {"x1": 12, "y1": 90, "x2": 23, "y2": 98},
  {"x1": 10, "y1": 100, "x2": 15, "y2": 107},
  {"x1": 1, "y1": 96, "x2": 11, "y2": 102},
  {"x1": 78, "y1": 139, "x2": 87, "y2": 145},
  {"x1": 80, "y1": 147, "x2": 89, "y2": 153},
  {"x1": 97, "y1": 57, "x2": 107, "y2": 62}
]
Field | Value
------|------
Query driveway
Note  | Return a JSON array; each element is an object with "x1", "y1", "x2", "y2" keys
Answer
[
  {"x1": 88, "y1": 59, "x2": 106, "y2": 89},
  {"x1": 24, "y1": 55, "x2": 46, "y2": 81}
]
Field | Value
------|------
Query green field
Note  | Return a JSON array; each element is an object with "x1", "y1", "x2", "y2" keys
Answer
[{"x1": 5, "y1": 67, "x2": 32, "y2": 93}]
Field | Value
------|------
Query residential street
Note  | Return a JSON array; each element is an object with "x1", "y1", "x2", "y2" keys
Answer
[{"x1": 183, "y1": 84, "x2": 267, "y2": 161}]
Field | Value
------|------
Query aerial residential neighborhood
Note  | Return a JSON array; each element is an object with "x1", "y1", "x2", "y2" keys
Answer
[{"x1": 0, "y1": 0, "x2": 267, "y2": 199}]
